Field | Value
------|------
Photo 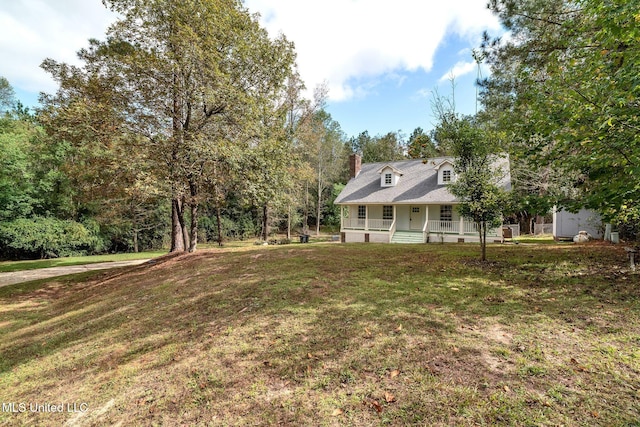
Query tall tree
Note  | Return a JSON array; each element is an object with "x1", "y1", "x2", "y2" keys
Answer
[
  {"x1": 298, "y1": 99, "x2": 347, "y2": 236},
  {"x1": 407, "y1": 127, "x2": 439, "y2": 159},
  {"x1": 43, "y1": 0, "x2": 297, "y2": 253},
  {"x1": 0, "y1": 77, "x2": 16, "y2": 114},
  {"x1": 353, "y1": 131, "x2": 406, "y2": 163},
  {"x1": 482, "y1": 0, "x2": 640, "y2": 225},
  {"x1": 433, "y1": 100, "x2": 508, "y2": 261}
]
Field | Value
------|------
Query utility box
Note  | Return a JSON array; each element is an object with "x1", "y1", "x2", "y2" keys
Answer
[{"x1": 502, "y1": 227, "x2": 513, "y2": 239}]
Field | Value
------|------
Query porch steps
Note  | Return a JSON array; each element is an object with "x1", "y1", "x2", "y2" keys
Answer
[{"x1": 391, "y1": 231, "x2": 425, "y2": 244}]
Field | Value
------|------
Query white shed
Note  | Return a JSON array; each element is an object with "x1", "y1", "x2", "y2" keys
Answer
[{"x1": 552, "y1": 207, "x2": 603, "y2": 240}]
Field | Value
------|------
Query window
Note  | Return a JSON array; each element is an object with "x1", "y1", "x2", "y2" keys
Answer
[
  {"x1": 412, "y1": 207, "x2": 420, "y2": 213},
  {"x1": 383, "y1": 205, "x2": 393, "y2": 220},
  {"x1": 442, "y1": 170, "x2": 451, "y2": 183},
  {"x1": 358, "y1": 205, "x2": 366, "y2": 220},
  {"x1": 384, "y1": 173, "x2": 392, "y2": 185},
  {"x1": 440, "y1": 205, "x2": 452, "y2": 222}
]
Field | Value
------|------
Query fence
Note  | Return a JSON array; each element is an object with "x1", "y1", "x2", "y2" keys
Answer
[{"x1": 533, "y1": 223, "x2": 553, "y2": 235}]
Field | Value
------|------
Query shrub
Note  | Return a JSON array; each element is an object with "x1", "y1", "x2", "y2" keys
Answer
[{"x1": 0, "y1": 216, "x2": 106, "y2": 259}]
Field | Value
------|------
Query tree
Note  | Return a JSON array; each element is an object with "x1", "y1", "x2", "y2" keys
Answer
[
  {"x1": 0, "y1": 77, "x2": 16, "y2": 114},
  {"x1": 433, "y1": 107, "x2": 507, "y2": 261},
  {"x1": 43, "y1": 0, "x2": 297, "y2": 253},
  {"x1": 407, "y1": 127, "x2": 439, "y2": 159},
  {"x1": 352, "y1": 130, "x2": 406, "y2": 163},
  {"x1": 298, "y1": 103, "x2": 347, "y2": 235},
  {"x1": 481, "y1": 0, "x2": 640, "y2": 228},
  {"x1": 0, "y1": 116, "x2": 38, "y2": 221}
]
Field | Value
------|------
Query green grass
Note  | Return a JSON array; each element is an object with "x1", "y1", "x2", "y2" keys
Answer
[
  {"x1": 0, "y1": 251, "x2": 167, "y2": 273},
  {"x1": 511, "y1": 234, "x2": 561, "y2": 244},
  {"x1": 0, "y1": 241, "x2": 638, "y2": 426}
]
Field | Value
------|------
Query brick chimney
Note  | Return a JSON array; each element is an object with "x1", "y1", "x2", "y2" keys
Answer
[{"x1": 349, "y1": 153, "x2": 361, "y2": 179}]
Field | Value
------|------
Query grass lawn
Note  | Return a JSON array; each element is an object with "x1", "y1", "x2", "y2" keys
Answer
[
  {"x1": 0, "y1": 242, "x2": 639, "y2": 426},
  {"x1": 0, "y1": 251, "x2": 167, "y2": 273},
  {"x1": 512, "y1": 234, "x2": 564, "y2": 245}
]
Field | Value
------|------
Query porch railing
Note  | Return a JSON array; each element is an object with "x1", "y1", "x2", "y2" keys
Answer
[
  {"x1": 342, "y1": 217, "x2": 500, "y2": 236},
  {"x1": 428, "y1": 220, "x2": 500, "y2": 236},
  {"x1": 429, "y1": 220, "x2": 459, "y2": 233},
  {"x1": 342, "y1": 218, "x2": 393, "y2": 231}
]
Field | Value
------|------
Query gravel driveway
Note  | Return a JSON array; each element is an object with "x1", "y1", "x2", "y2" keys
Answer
[{"x1": 0, "y1": 259, "x2": 150, "y2": 288}]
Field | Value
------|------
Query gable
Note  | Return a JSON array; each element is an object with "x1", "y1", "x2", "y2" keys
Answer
[
  {"x1": 435, "y1": 161, "x2": 455, "y2": 185},
  {"x1": 377, "y1": 165, "x2": 403, "y2": 187}
]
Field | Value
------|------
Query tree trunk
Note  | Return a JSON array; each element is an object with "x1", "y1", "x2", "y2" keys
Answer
[
  {"x1": 481, "y1": 222, "x2": 487, "y2": 262},
  {"x1": 286, "y1": 205, "x2": 291, "y2": 240},
  {"x1": 316, "y1": 179, "x2": 322, "y2": 236},
  {"x1": 303, "y1": 181, "x2": 309, "y2": 234},
  {"x1": 520, "y1": 212, "x2": 533, "y2": 235},
  {"x1": 188, "y1": 182, "x2": 198, "y2": 253},
  {"x1": 176, "y1": 196, "x2": 190, "y2": 251},
  {"x1": 170, "y1": 197, "x2": 185, "y2": 252},
  {"x1": 133, "y1": 229, "x2": 139, "y2": 253},
  {"x1": 262, "y1": 203, "x2": 269, "y2": 241},
  {"x1": 478, "y1": 221, "x2": 484, "y2": 261},
  {"x1": 170, "y1": 68, "x2": 185, "y2": 253},
  {"x1": 216, "y1": 205, "x2": 223, "y2": 247}
]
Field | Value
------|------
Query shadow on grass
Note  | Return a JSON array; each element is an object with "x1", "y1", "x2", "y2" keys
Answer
[{"x1": 0, "y1": 243, "x2": 638, "y2": 425}]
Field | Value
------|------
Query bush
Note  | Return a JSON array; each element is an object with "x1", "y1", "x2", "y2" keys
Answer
[{"x1": 0, "y1": 216, "x2": 106, "y2": 259}]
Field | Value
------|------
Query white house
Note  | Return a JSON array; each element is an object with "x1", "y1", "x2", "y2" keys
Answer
[{"x1": 334, "y1": 154, "x2": 511, "y2": 243}]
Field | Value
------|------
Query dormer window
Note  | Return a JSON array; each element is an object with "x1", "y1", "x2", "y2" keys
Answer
[
  {"x1": 377, "y1": 164, "x2": 403, "y2": 187},
  {"x1": 435, "y1": 160, "x2": 456, "y2": 185}
]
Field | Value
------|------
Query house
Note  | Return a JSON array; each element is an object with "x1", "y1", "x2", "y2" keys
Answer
[
  {"x1": 334, "y1": 154, "x2": 511, "y2": 243},
  {"x1": 552, "y1": 207, "x2": 603, "y2": 240}
]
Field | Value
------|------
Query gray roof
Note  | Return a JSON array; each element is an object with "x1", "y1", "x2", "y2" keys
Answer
[{"x1": 334, "y1": 156, "x2": 511, "y2": 205}]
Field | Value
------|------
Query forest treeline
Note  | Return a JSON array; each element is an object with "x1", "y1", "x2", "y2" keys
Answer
[
  {"x1": 1, "y1": 0, "x2": 638, "y2": 259},
  {"x1": 0, "y1": 78, "x2": 436, "y2": 259}
]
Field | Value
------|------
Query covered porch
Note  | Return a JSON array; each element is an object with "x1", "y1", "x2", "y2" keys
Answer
[{"x1": 339, "y1": 204, "x2": 501, "y2": 243}]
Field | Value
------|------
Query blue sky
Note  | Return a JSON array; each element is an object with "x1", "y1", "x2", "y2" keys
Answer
[
  {"x1": 1, "y1": 0, "x2": 500, "y2": 140},
  {"x1": 326, "y1": 38, "x2": 485, "y2": 139}
]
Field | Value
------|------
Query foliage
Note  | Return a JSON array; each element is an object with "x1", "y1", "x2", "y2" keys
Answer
[
  {"x1": 350, "y1": 130, "x2": 406, "y2": 163},
  {"x1": 0, "y1": 118, "x2": 37, "y2": 221},
  {"x1": 407, "y1": 127, "x2": 439, "y2": 159},
  {"x1": 322, "y1": 183, "x2": 345, "y2": 228},
  {"x1": 482, "y1": 0, "x2": 640, "y2": 227},
  {"x1": 297, "y1": 105, "x2": 348, "y2": 235},
  {"x1": 0, "y1": 76, "x2": 15, "y2": 114},
  {"x1": 42, "y1": 0, "x2": 298, "y2": 253},
  {"x1": 0, "y1": 216, "x2": 105, "y2": 259},
  {"x1": 433, "y1": 109, "x2": 508, "y2": 261}
]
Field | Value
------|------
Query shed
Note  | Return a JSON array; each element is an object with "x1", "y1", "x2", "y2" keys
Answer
[{"x1": 552, "y1": 207, "x2": 603, "y2": 240}]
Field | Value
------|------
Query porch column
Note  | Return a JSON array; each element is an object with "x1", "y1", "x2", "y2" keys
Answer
[
  {"x1": 459, "y1": 216, "x2": 464, "y2": 236},
  {"x1": 425, "y1": 205, "x2": 429, "y2": 232},
  {"x1": 365, "y1": 206, "x2": 368, "y2": 231},
  {"x1": 340, "y1": 205, "x2": 344, "y2": 231}
]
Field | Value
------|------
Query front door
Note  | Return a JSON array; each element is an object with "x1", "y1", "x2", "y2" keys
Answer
[{"x1": 410, "y1": 206, "x2": 422, "y2": 230}]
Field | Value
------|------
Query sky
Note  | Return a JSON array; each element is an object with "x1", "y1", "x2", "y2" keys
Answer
[{"x1": 0, "y1": 0, "x2": 501, "y2": 139}]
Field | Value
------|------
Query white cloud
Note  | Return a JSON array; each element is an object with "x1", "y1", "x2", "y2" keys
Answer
[
  {"x1": 244, "y1": 0, "x2": 500, "y2": 101},
  {"x1": 438, "y1": 61, "x2": 477, "y2": 83},
  {"x1": 0, "y1": 1, "x2": 500, "y2": 105},
  {"x1": 0, "y1": 0, "x2": 117, "y2": 95}
]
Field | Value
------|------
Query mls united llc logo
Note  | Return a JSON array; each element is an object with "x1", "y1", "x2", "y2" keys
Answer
[{"x1": 2, "y1": 402, "x2": 88, "y2": 413}]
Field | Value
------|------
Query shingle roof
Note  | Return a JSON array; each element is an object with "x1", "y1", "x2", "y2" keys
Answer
[{"x1": 334, "y1": 156, "x2": 511, "y2": 205}]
